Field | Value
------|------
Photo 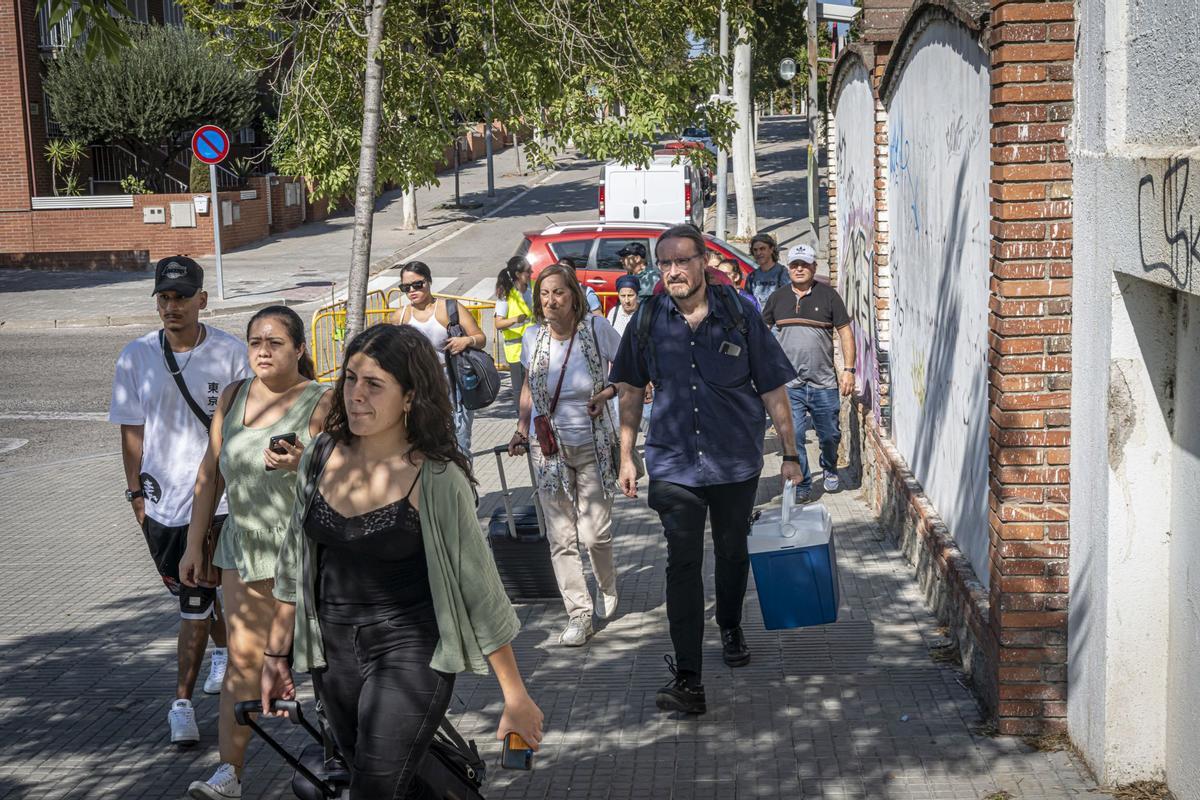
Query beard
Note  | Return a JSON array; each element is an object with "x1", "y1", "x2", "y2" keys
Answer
[{"x1": 666, "y1": 279, "x2": 699, "y2": 299}]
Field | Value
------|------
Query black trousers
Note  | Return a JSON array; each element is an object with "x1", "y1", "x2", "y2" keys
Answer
[
  {"x1": 313, "y1": 614, "x2": 454, "y2": 799},
  {"x1": 647, "y1": 476, "x2": 759, "y2": 679}
]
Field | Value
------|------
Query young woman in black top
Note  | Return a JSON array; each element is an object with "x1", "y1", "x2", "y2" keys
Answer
[{"x1": 262, "y1": 325, "x2": 542, "y2": 798}]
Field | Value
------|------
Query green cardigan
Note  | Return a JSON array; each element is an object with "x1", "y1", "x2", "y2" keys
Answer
[{"x1": 274, "y1": 434, "x2": 520, "y2": 675}]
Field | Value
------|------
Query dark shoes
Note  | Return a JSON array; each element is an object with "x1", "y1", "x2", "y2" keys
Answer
[
  {"x1": 721, "y1": 626, "x2": 751, "y2": 667},
  {"x1": 656, "y1": 656, "x2": 707, "y2": 715}
]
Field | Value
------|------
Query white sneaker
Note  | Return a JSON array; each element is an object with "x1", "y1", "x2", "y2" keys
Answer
[
  {"x1": 203, "y1": 647, "x2": 227, "y2": 695},
  {"x1": 188, "y1": 763, "x2": 242, "y2": 799},
  {"x1": 559, "y1": 615, "x2": 593, "y2": 647},
  {"x1": 596, "y1": 587, "x2": 619, "y2": 621},
  {"x1": 169, "y1": 699, "x2": 200, "y2": 747},
  {"x1": 823, "y1": 471, "x2": 840, "y2": 493}
]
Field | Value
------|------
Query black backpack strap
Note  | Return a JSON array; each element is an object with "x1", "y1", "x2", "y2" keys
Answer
[
  {"x1": 635, "y1": 295, "x2": 660, "y2": 389},
  {"x1": 446, "y1": 297, "x2": 462, "y2": 334},
  {"x1": 160, "y1": 328, "x2": 212, "y2": 431},
  {"x1": 716, "y1": 283, "x2": 748, "y2": 337}
]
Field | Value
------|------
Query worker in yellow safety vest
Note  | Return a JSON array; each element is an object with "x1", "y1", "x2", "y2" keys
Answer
[{"x1": 494, "y1": 256, "x2": 534, "y2": 398}]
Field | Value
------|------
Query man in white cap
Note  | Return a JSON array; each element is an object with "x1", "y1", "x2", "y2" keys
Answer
[{"x1": 760, "y1": 243, "x2": 856, "y2": 503}]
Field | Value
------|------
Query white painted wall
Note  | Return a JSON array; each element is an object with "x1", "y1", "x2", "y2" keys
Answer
[
  {"x1": 1167, "y1": 293, "x2": 1200, "y2": 796},
  {"x1": 1071, "y1": 0, "x2": 1200, "y2": 791},
  {"x1": 833, "y1": 60, "x2": 879, "y2": 415},
  {"x1": 884, "y1": 18, "x2": 991, "y2": 585}
]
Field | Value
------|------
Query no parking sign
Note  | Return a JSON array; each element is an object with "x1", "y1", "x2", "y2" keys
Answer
[{"x1": 192, "y1": 125, "x2": 230, "y2": 298}]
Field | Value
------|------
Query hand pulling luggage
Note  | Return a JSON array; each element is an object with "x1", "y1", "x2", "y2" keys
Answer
[
  {"x1": 235, "y1": 699, "x2": 486, "y2": 800},
  {"x1": 747, "y1": 482, "x2": 840, "y2": 630},
  {"x1": 486, "y1": 446, "x2": 560, "y2": 601}
]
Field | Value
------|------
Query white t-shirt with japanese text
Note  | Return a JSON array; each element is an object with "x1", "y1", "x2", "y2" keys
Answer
[{"x1": 108, "y1": 326, "x2": 252, "y2": 527}]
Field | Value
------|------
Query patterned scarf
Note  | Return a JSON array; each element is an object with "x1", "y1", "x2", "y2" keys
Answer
[{"x1": 528, "y1": 318, "x2": 619, "y2": 497}]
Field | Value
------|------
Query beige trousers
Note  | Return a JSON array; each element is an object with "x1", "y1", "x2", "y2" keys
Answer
[{"x1": 537, "y1": 443, "x2": 616, "y2": 618}]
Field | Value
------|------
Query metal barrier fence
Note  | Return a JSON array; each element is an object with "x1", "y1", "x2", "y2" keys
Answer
[{"x1": 311, "y1": 289, "x2": 621, "y2": 384}]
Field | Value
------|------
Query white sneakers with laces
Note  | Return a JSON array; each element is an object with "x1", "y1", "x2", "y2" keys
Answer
[
  {"x1": 188, "y1": 763, "x2": 242, "y2": 799},
  {"x1": 559, "y1": 615, "x2": 593, "y2": 647},
  {"x1": 203, "y1": 647, "x2": 227, "y2": 695},
  {"x1": 168, "y1": 698, "x2": 200, "y2": 747}
]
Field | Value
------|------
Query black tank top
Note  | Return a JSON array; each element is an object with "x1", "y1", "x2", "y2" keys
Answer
[{"x1": 304, "y1": 473, "x2": 436, "y2": 625}]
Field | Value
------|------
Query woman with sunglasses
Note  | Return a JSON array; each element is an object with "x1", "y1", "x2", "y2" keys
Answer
[
  {"x1": 494, "y1": 256, "x2": 534, "y2": 402},
  {"x1": 392, "y1": 261, "x2": 486, "y2": 457},
  {"x1": 263, "y1": 324, "x2": 543, "y2": 797}
]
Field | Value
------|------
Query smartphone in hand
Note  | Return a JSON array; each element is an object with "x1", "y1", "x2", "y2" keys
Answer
[
  {"x1": 500, "y1": 732, "x2": 533, "y2": 770},
  {"x1": 265, "y1": 432, "x2": 299, "y2": 471}
]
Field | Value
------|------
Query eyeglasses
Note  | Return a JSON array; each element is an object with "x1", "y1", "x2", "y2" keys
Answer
[
  {"x1": 399, "y1": 280, "x2": 427, "y2": 292},
  {"x1": 788, "y1": 262, "x2": 816, "y2": 270},
  {"x1": 658, "y1": 253, "x2": 702, "y2": 270}
]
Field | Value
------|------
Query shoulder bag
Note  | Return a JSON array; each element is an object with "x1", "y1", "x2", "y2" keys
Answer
[{"x1": 445, "y1": 300, "x2": 502, "y2": 410}]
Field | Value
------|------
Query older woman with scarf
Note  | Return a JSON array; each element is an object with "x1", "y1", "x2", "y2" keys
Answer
[{"x1": 507, "y1": 263, "x2": 623, "y2": 647}]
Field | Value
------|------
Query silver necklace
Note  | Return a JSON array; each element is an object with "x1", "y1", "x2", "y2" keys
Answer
[{"x1": 162, "y1": 325, "x2": 204, "y2": 376}]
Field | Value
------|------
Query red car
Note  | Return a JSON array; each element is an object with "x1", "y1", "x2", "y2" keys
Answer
[{"x1": 514, "y1": 221, "x2": 755, "y2": 309}]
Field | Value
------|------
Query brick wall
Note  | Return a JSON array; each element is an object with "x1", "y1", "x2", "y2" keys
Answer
[
  {"x1": 0, "y1": 0, "x2": 34, "y2": 211},
  {"x1": 986, "y1": 0, "x2": 1074, "y2": 736}
]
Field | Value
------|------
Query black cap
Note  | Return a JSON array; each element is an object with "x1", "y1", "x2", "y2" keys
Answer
[
  {"x1": 152, "y1": 256, "x2": 204, "y2": 297},
  {"x1": 617, "y1": 243, "x2": 647, "y2": 258}
]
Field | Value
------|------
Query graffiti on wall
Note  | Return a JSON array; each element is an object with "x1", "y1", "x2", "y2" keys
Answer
[
  {"x1": 1138, "y1": 157, "x2": 1200, "y2": 290},
  {"x1": 834, "y1": 65, "x2": 880, "y2": 420},
  {"x1": 884, "y1": 18, "x2": 991, "y2": 588}
]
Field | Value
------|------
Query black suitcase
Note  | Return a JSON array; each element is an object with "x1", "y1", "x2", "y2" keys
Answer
[
  {"x1": 235, "y1": 699, "x2": 486, "y2": 800},
  {"x1": 486, "y1": 446, "x2": 560, "y2": 601}
]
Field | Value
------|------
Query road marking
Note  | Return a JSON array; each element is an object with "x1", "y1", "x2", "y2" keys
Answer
[
  {"x1": 0, "y1": 438, "x2": 27, "y2": 455},
  {"x1": 358, "y1": 169, "x2": 564, "y2": 301},
  {"x1": 0, "y1": 411, "x2": 109, "y2": 421},
  {"x1": 461, "y1": 278, "x2": 496, "y2": 303}
]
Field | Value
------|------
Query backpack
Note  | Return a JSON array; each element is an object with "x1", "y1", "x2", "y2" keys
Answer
[
  {"x1": 445, "y1": 299, "x2": 501, "y2": 410},
  {"x1": 635, "y1": 283, "x2": 749, "y2": 389}
]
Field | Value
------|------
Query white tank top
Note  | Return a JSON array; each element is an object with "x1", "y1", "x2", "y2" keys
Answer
[{"x1": 404, "y1": 304, "x2": 449, "y2": 352}]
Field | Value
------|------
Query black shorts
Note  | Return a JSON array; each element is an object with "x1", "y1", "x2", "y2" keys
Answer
[{"x1": 141, "y1": 515, "x2": 225, "y2": 620}]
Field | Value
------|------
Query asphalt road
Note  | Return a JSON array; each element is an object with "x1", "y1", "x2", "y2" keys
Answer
[{"x1": 0, "y1": 155, "x2": 604, "y2": 473}]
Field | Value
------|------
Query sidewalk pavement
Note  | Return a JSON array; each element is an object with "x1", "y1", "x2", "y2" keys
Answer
[
  {"x1": 0, "y1": 145, "x2": 558, "y2": 331},
  {"x1": 0, "y1": 381, "x2": 1110, "y2": 799}
]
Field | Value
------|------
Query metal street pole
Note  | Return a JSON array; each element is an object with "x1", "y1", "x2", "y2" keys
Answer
[
  {"x1": 209, "y1": 163, "x2": 224, "y2": 300},
  {"x1": 806, "y1": 0, "x2": 819, "y2": 231},
  {"x1": 715, "y1": 2, "x2": 729, "y2": 240}
]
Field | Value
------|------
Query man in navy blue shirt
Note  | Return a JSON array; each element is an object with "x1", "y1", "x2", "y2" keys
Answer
[{"x1": 609, "y1": 224, "x2": 802, "y2": 715}]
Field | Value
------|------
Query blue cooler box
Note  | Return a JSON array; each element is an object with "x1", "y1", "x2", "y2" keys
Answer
[{"x1": 748, "y1": 492, "x2": 839, "y2": 630}]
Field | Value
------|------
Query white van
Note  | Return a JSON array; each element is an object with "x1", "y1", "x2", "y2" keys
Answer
[{"x1": 599, "y1": 156, "x2": 704, "y2": 228}]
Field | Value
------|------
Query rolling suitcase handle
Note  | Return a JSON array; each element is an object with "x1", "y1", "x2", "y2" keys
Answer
[
  {"x1": 491, "y1": 445, "x2": 547, "y2": 541},
  {"x1": 234, "y1": 700, "x2": 341, "y2": 798}
]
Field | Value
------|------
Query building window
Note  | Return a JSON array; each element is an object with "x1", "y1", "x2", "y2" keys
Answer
[
  {"x1": 126, "y1": 0, "x2": 149, "y2": 23},
  {"x1": 43, "y1": 91, "x2": 63, "y2": 138},
  {"x1": 37, "y1": 2, "x2": 75, "y2": 50},
  {"x1": 162, "y1": 0, "x2": 185, "y2": 27},
  {"x1": 237, "y1": 127, "x2": 256, "y2": 145}
]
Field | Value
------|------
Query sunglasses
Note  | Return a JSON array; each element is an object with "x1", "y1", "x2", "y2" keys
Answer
[{"x1": 399, "y1": 280, "x2": 427, "y2": 293}]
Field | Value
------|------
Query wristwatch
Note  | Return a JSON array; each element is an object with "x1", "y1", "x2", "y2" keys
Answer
[
  {"x1": 782, "y1": 455, "x2": 801, "y2": 463},
  {"x1": 842, "y1": 367, "x2": 856, "y2": 373},
  {"x1": 125, "y1": 488, "x2": 144, "y2": 502}
]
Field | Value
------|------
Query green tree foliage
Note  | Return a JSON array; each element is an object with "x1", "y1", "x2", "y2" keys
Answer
[
  {"x1": 179, "y1": 0, "x2": 736, "y2": 203},
  {"x1": 42, "y1": 22, "x2": 258, "y2": 191},
  {"x1": 750, "y1": 0, "x2": 808, "y2": 100}
]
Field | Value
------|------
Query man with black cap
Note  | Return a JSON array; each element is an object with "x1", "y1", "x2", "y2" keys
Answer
[
  {"x1": 618, "y1": 242, "x2": 661, "y2": 301},
  {"x1": 108, "y1": 256, "x2": 251, "y2": 747}
]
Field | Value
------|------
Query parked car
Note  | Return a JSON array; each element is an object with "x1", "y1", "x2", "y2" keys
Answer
[
  {"x1": 513, "y1": 220, "x2": 756, "y2": 311},
  {"x1": 679, "y1": 127, "x2": 718, "y2": 156},
  {"x1": 599, "y1": 156, "x2": 705, "y2": 228}
]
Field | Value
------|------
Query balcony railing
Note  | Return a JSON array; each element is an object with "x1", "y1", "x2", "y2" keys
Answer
[{"x1": 90, "y1": 144, "x2": 188, "y2": 193}]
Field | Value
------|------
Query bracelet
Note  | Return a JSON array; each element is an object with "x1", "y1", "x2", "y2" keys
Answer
[
  {"x1": 264, "y1": 651, "x2": 289, "y2": 659},
  {"x1": 513, "y1": 430, "x2": 528, "y2": 441},
  {"x1": 782, "y1": 455, "x2": 801, "y2": 463}
]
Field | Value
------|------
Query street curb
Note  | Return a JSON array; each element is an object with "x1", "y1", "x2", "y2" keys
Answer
[{"x1": 0, "y1": 296, "x2": 309, "y2": 332}]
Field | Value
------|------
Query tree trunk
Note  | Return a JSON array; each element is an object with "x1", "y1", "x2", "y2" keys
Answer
[
  {"x1": 344, "y1": 0, "x2": 389, "y2": 344},
  {"x1": 749, "y1": 99, "x2": 758, "y2": 176},
  {"x1": 732, "y1": 29, "x2": 756, "y2": 239},
  {"x1": 401, "y1": 185, "x2": 418, "y2": 230}
]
